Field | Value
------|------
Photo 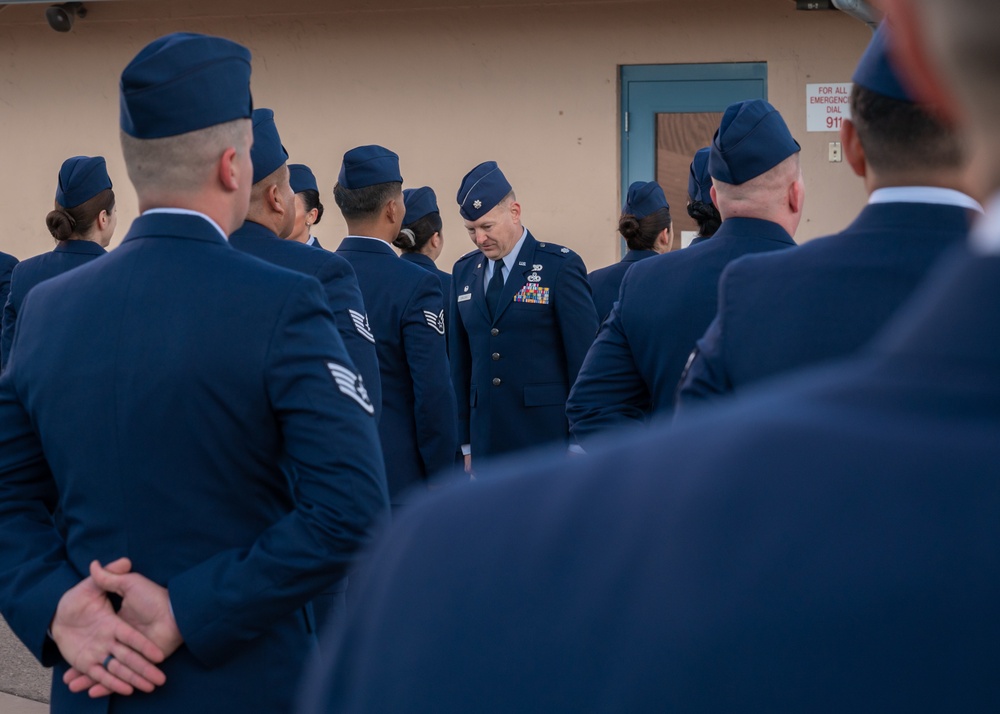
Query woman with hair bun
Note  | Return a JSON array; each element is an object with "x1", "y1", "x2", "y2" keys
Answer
[
  {"x1": 395, "y1": 186, "x2": 452, "y2": 325},
  {"x1": 687, "y1": 147, "x2": 722, "y2": 246},
  {"x1": 288, "y1": 163, "x2": 327, "y2": 248},
  {"x1": 1, "y1": 155, "x2": 116, "y2": 368},
  {"x1": 588, "y1": 181, "x2": 672, "y2": 324}
]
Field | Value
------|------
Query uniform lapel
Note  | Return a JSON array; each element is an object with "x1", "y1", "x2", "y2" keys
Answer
[
  {"x1": 469, "y1": 256, "x2": 490, "y2": 322},
  {"x1": 493, "y1": 232, "x2": 537, "y2": 323}
]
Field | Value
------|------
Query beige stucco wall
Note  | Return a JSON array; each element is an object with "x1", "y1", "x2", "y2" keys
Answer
[{"x1": 0, "y1": 0, "x2": 870, "y2": 273}]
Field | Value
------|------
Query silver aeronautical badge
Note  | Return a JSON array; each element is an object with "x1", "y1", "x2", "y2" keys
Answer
[
  {"x1": 532, "y1": 264, "x2": 543, "y2": 271},
  {"x1": 528, "y1": 274, "x2": 542, "y2": 283}
]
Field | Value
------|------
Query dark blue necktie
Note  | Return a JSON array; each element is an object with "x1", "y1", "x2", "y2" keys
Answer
[{"x1": 486, "y1": 260, "x2": 505, "y2": 319}]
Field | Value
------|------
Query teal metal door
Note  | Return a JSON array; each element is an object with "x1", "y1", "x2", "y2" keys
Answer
[{"x1": 621, "y1": 63, "x2": 767, "y2": 248}]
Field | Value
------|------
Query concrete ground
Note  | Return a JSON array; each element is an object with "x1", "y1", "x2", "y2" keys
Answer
[{"x1": 0, "y1": 617, "x2": 49, "y2": 711}]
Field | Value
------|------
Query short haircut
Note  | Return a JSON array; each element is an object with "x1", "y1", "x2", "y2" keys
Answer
[
  {"x1": 250, "y1": 164, "x2": 287, "y2": 204},
  {"x1": 333, "y1": 181, "x2": 402, "y2": 221},
  {"x1": 850, "y1": 84, "x2": 963, "y2": 173},
  {"x1": 120, "y1": 117, "x2": 251, "y2": 196},
  {"x1": 713, "y1": 152, "x2": 801, "y2": 212}
]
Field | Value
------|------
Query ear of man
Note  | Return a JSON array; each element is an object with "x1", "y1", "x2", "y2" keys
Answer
[
  {"x1": 841, "y1": 118, "x2": 868, "y2": 179},
  {"x1": 217, "y1": 146, "x2": 242, "y2": 193}
]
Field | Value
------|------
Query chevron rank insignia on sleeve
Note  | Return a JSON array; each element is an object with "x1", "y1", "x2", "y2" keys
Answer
[
  {"x1": 349, "y1": 309, "x2": 375, "y2": 344},
  {"x1": 327, "y1": 362, "x2": 375, "y2": 415},
  {"x1": 423, "y1": 309, "x2": 446, "y2": 335}
]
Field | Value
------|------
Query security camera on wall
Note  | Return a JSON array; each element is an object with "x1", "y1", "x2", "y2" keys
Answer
[{"x1": 46, "y1": 3, "x2": 87, "y2": 33}]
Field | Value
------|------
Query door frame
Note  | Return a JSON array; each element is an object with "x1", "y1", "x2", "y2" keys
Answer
[{"x1": 620, "y1": 63, "x2": 769, "y2": 213}]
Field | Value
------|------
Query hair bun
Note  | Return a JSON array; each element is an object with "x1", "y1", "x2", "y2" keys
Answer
[
  {"x1": 45, "y1": 208, "x2": 77, "y2": 241},
  {"x1": 618, "y1": 214, "x2": 641, "y2": 241},
  {"x1": 393, "y1": 228, "x2": 417, "y2": 250}
]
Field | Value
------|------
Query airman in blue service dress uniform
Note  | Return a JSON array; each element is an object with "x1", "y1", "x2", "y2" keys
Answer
[
  {"x1": 302, "y1": 3, "x2": 1000, "y2": 706},
  {"x1": 686, "y1": 146, "x2": 721, "y2": 246},
  {"x1": 449, "y1": 162, "x2": 598, "y2": 464},
  {"x1": 0, "y1": 33, "x2": 388, "y2": 712},
  {"x1": 566, "y1": 100, "x2": 802, "y2": 446},
  {"x1": 289, "y1": 163, "x2": 326, "y2": 249},
  {"x1": 230, "y1": 109, "x2": 382, "y2": 423},
  {"x1": 334, "y1": 146, "x2": 457, "y2": 506},
  {"x1": 0, "y1": 253, "x2": 16, "y2": 346},
  {"x1": 398, "y1": 186, "x2": 452, "y2": 325},
  {"x1": 587, "y1": 181, "x2": 672, "y2": 324},
  {"x1": 2, "y1": 155, "x2": 116, "y2": 368},
  {"x1": 677, "y1": 24, "x2": 980, "y2": 412}
]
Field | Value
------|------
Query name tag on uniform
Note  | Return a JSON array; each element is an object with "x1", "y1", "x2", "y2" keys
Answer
[
  {"x1": 514, "y1": 284, "x2": 550, "y2": 304},
  {"x1": 457, "y1": 294, "x2": 472, "y2": 303}
]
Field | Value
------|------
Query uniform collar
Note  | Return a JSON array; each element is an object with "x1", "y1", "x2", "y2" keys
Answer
[
  {"x1": 622, "y1": 249, "x2": 658, "y2": 263},
  {"x1": 341, "y1": 235, "x2": 397, "y2": 255},
  {"x1": 54, "y1": 240, "x2": 106, "y2": 256},
  {"x1": 231, "y1": 219, "x2": 279, "y2": 241},
  {"x1": 142, "y1": 207, "x2": 229, "y2": 241},
  {"x1": 971, "y1": 192, "x2": 1000, "y2": 256},
  {"x1": 869, "y1": 187, "x2": 983, "y2": 213},
  {"x1": 488, "y1": 227, "x2": 528, "y2": 277}
]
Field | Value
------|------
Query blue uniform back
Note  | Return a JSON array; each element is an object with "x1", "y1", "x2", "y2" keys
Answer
[
  {"x1": 587, "y1": 249, "x2": 657, "y2": 325},
  {"x1": 231, "y1": 220, "x2": 383, "y2": 422},
  {"x1": 1, "y1": 241, "x2": 103, "y2": 368},
  {"x1": 303, "y1": 247, "x2": 1000, "y2": 713},
  {"x1": 0, "y1": 212, "x2": 389, "y2": 712},
  {"x1": 677, "y1": 201, "x2": 974, "y2": 408},
  {"x1": 567, "y1": 217, "x2": 795, "y2": 445},
  {"x1": 337, "y1": 237, "x2": 457, "y2": 504}
]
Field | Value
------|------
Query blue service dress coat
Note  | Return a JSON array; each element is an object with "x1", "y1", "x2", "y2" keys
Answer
[
  {"x1": 677, "y1": 200, "x2": 974, "y2": 410},
  {"x1": 1, "y1": 240, "x2": 105, "y2": 369},
  {"x1": 400, "y1": 251, "x2": 452, "y2": 333},
  {"x1": 566, "y1": 217, "x2": 795, "y2": 446},
  {"x1": 231, "y1": 220, "x2": 382, "y2": 422},
  {"x1": 0, "y1": 251, "x2": 18, "y2": 365},
  {"x1": 449, "y1": 231, "x2": 598, "y2": 459},
  {"x1": 0, "y1": 212, "x2": 389, "y2": 714},
  {"x1": 303, "y1": 245, "x2": 1000, "y2": 714},
  {"x1": 588, "y1": 248, "x2": 657, "y2": 324},
  {"x1": 337, "y1": 237, "x2": 457, "y2": 504}
]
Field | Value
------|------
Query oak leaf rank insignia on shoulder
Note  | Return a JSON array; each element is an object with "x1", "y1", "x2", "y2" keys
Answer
[{"x1": 327, "y1": 362, "x2": 375, "y2": 415}]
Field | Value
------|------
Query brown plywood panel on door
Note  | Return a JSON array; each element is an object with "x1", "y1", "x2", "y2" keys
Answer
[{"x1": 656, "y1": 112, "x2": 722, "y2": 250}]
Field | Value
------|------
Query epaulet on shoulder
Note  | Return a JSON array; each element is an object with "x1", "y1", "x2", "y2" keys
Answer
[
  {"x1": 536, "y1": 241, "x2": 575, "y2": 258},
  {"x1": 456, "y1": 249, "x2": 481, "y2": 263}
]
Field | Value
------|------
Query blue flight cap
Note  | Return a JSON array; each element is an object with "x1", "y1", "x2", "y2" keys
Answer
[
  {"x1": 456, "y1": 161, "x2": 513, "y2": 221},
  {"x1": 55, "y1": 156, "x2": 112, "y2": 209},
  {"x1": 622, "y1": 181, "x2": 669, "y2": 220},
  {"x1": 338, "y1": 145, "x2": 402, "y2": 190},
  {"x1": 709, "y1": 99, "x2": 800, "y2": 186},
  {"x1": 687, "y1": 147, "x2": 714, "y2": 205},
  {"x1": 120, "y1": 32, "x2": 253, "y2": 139},
  {"x1": 403, "y1": 186, "x2": 439, "y2": 226},
  {"x1": 289, "y1": 164, "x2": 318, "y2": 194},
  {"x1": 852, "y1": 22, "x2": 913, "y2": 103},
  {"x1": 250, "y1": 108, "x2": 289, "y2": 185}
]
